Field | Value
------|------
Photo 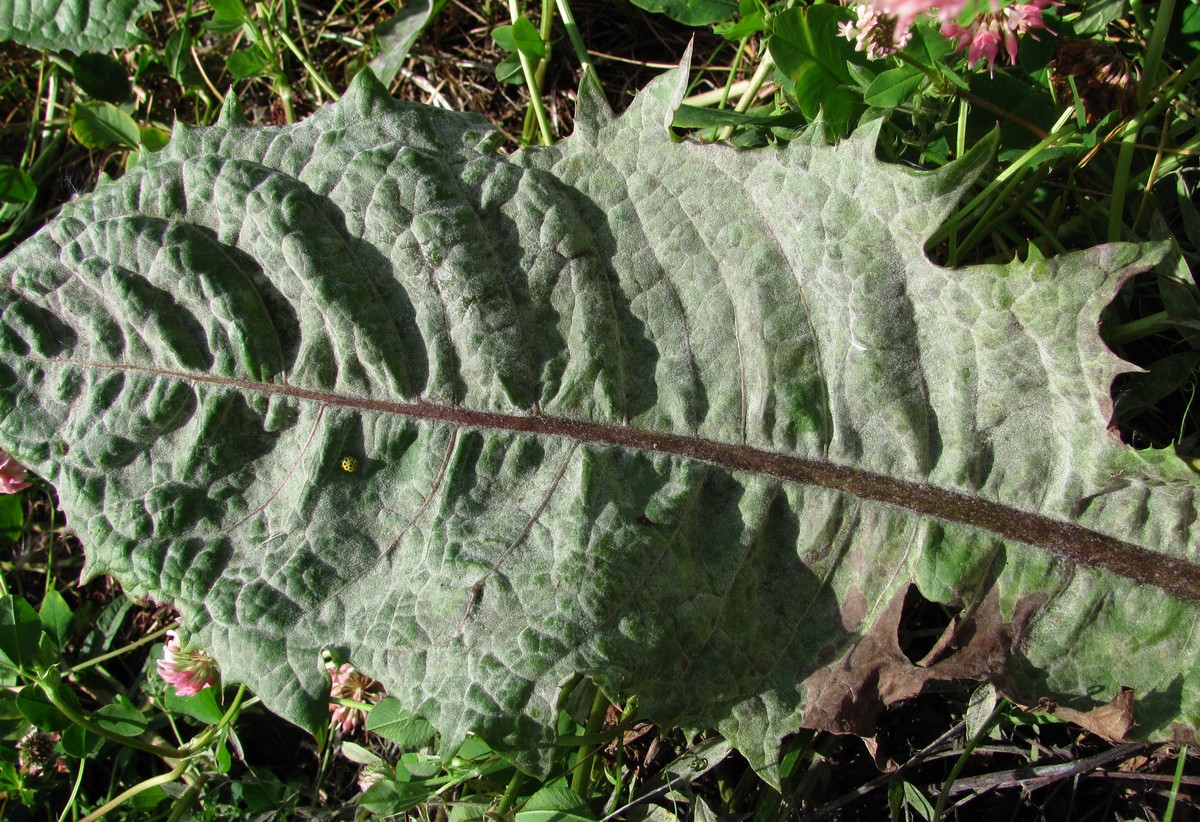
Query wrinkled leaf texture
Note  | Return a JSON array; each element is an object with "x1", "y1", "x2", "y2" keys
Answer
[
  {"x1": 2, "y1": 65, "x2": 1199, "y2": 775},
  {"x1": 0, "y1": 0, "x2": 158, "y2": 53}
]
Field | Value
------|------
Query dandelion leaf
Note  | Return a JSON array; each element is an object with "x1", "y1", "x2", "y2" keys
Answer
[{"x1": 1, "y1": 66, "x2": 1197, "y2": 776}]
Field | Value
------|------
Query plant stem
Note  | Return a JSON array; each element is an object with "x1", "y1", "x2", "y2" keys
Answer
[
  {"x1": 166, "y1": 772, "x2": 209, "y2": 822},
  {"x1": 554, "y1": 0, "x2": 599, "y2": 91},
  {"x1": 718, "y1": 51, "x2": 775, "y2": 141},
  {"x1": 57, "y1": 755, "x2": 86, "y2": 822},
  {"x1": 1105, "y1": 310, "x2": 1177, "y2": 346},
  {"x1": 274, "y1": 25, "x2": 340, "y2": 100},
  {"x1": 508, "y1": 0, "x2": 554, "y2": 145},
  {"x1": 66, "y1": 622, "x2": 176, "y2": 675},
  {"x1": 38, "y1": 674, "x2": 191, "y2": 760},
  {"x1": 932, "y1": 701, "x2": 1005, "y2": 820},
  {"x1": 1165, "y1": 745, "x2": 1188, "y2": 822},
  {"x1": 496, "y1": 768, "x2": 526, "y2": 815},
  {"x1": 1139, "y1": 0, "x2": 1176, "y2": 106},
  {"x1": 570, "y1": 684, "x2": 609, "y2": 797},
  {"x1": 79, "y1": 759, "x2": 187, "y2": 822}
]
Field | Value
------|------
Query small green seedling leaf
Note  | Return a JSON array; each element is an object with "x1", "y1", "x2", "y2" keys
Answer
[
  {"x1": 0, "y1": 596, "x2": 41, "y2": 670},
  {"x1": 769, "y1": 5, "x2": 863, "y2": 133},
  {"x1": 366, "y1": 696, "x2": 437, "y2": 747},
  {"x1": 139, "y1": 125, "x2": 171, "y2": 152},
  {"x1": 0, "y1": 166, "x2": 35, "y2": 204},
  {"x1": 517, "y1": 786, "x2": 597, "y2": 821},
  {"x1": 16, "y1": 684, "x2": 71, "y2": 731},
  {"x1": 0, "y1": 493, "x2": 22, "y2": 542},
  {"x1": 494, "y1": 51, "x2": 524, "y2": 85},
  {"x1": 341, "y1": 740, "x2": 385, "y2": 766},
  {"x1": 163, "y1": 681, "x2": 223, "y2": 724},
  {"x1": 79, "y1": 596, "x2": 131, "y2": 659},
  {"x1": 69, "y1": 101, "x2": 140, "y2": 150},
  {"x1": 60, "y1": 724, "x2": 100, "y2": 758},
  {"x1": 501, "y1": 16, "x2": 544, "y2": 59},
  {"x1": 206, "y1": 0, "x2": 251, "y2": 34},
  {"x1": 38, "y1": 588, "x2": 72, "y2": 653},
  {"x1": 902, "y1": 781, "x2": 936, "y2": 822},
  {"x1": 369, "y1": 0, "x2": 435, "y2": 86},
  {"x1": 214, "y1": 732, "x2": 233, "y2": 773},
  {"x1": 94, "y1": 695, "x2": 148, "y2": 736},
  {"x1": 629, "y1": 0, "x2": 738, "y2": 26},
  {"x1": 162, "y1": 28, "x2": 201, "y2": 86},
  {"x1": 864, "y1": 66, "x2": 925, "y2": 109},
  {"x1": 358, "y1": 777, "x2": 436, "y2": 816},
  {"x1": 71, "y1": 52, "x2": 133, "y2": 103},
  {"x1": 398, "y1": 751, "x2": 442, "y2": 778},
  {"x1": 448, "y1": 798, "x2": 492, "y2": 822},
  {"x1": 227, "y1": 47, "x2": 272, "y2": 81}
]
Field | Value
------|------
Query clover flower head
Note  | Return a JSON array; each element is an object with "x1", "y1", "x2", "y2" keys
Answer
[
  {"x1": 17, "y1": 729, "x2": 60, "y2": 775},
  {"x1": 941, "y1": 0, "x2": 1057, "y2": 75},
  {"x1": 840, "y1": 3, "x2": 915, "y2": 60},
  {"x1": 157, "y1": 630, "x2": 217, "y2": 696},
  {"x1": 0, "y1": 449, "x2": 31, "y2": 494},
  {"x1": 328, "y1": 662, "x2": 382, "y2": 734}
]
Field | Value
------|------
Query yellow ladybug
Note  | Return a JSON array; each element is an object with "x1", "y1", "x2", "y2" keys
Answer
[{"x1": 340, "y1": 456, "x2": 360, "y2": 473}]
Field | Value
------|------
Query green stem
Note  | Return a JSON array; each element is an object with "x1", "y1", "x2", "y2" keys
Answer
[
  {"x1": 66, "y1": 622, "x2": 176, "y2": 675},
  {"x1": 166, "y1": 773, "x2": 208, "y2": 822},
  {"x1": 56, "y1": 755, "x2": 86, "y2": 822},
  {"x1": 38, "y1": 674, "x2": 190, "y2": 760},
  {"x1": 931, "y1": 700, "x2": 1005, "y2": 820},
  {"x1": 274, "y1": 25, "x2": 340, "y2": 100},
  {"x1": 928, "y1": 117, "x2": 1076, "y2": 251},
  {"x1": 1140, "y1": 0, "x2": 1177, "y2": 107},
  {"x1": 508, "y1": 0, "x2": 554, "y2": 145},
  {"x1": 1165, "y1": 744, "x2": 1188, "y2": 822},
  {"x1": 1108, "y1": 127, "x2": 1138, "y2": 242},
  {"x1": 569, "y1": 685, "x2": 609, "y2": 798},
  {"x1": 718, "y1": 51, "x2": 775, "y2": 141},
  {"x1": 553, "y1": 0, "x2": 599, "y2": 92},
  {"x1": 495, "y1": 768, "x2": 526, "y2": 815},
  {"x1": 1105, "y1": 310, "x2": 1175, "y2": 346},
  {"x1": 79, "y1": 759, "x2": 187, "y2": 822},
  {"x1": 718, "y1": 39, "x2": 748, "y2": 111}
]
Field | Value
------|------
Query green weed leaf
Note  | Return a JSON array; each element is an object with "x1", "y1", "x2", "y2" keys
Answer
[
  {"x1": 0, "y1": 166, "x2": 36, "y2": 204},
  {"x1": 69, "y1": 101, "x2": 140, "y2": 149},
  {"x1": 163, "y1": 680, "x2": 224, "y2": 724},
  {"x1": 0, "y1": 492, "x2": 22, "y2": 542},
  {"x1": 38, "y1": 588, "x2": 72, "y2": 652},
  {"x1": 71, "y1": 52, "x2": 133, "y2": 103},
  {"x1": 16, "y1": 684, "x2": 71, "y2": 731},
  {"x1": 60, "y1": 723, "x2": 100, "y2": 758},
  {"x1": 206, "y1": 0, "x2": 250, "y2": 34},
  {"x1": 369, "y1": 0, "x2": 435, "y2": 86},
  {"x1": 1, "y1": 66, "x2": 1199, "y2": 778},
  {"x1": 769, "y1": 5, "x2": 863, "y2": 132},
  {"x1": 367, "y1": 697, "x2": 437, "y2": 747},
  {"x1": 629, "y1": 0, "x2": 738, "y2": 26},
  {"x1": 93, "y1": 694, "x2": 148, "y2": 736},
  {"x1": 864, "y1": 66, "x2": 926, "y2": 109},
  {"x1": 0, "y1": 0, "x2": 158, "y2": 53},
  {"x1": 226, "y1": 46, "x2": 272, "y2": 81},
  {"x1": 0, "y1": 596, "x2": 41, "y2": 671},
  {"x1": 492, "y1": 18, "x2": 545, "y2": 59}
]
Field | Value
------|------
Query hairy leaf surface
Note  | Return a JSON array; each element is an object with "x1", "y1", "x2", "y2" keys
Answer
[
  {"x1": 2, "y1": 67, "x2": 1199, "y2": 772},
  {"x1": 0, "y1": 0, "x2": 157, "y2": 53}
]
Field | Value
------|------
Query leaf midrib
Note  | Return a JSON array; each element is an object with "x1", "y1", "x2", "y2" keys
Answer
[{"x1": 51, "y1": 356, "x2": 1200, "y2": 604}]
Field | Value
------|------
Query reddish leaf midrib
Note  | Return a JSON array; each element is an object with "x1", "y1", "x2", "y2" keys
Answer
[{"x1": 59, "y1": 357, "x2": 1200, "y2": 604}]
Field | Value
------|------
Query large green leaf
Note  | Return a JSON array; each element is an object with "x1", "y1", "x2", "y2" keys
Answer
[
  {"x1": 1, "y1": 66, "x2": 1198, "y2": 776},
  {"x1": 0, "y1": 0, "x2": 158, "y2": 53}
]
